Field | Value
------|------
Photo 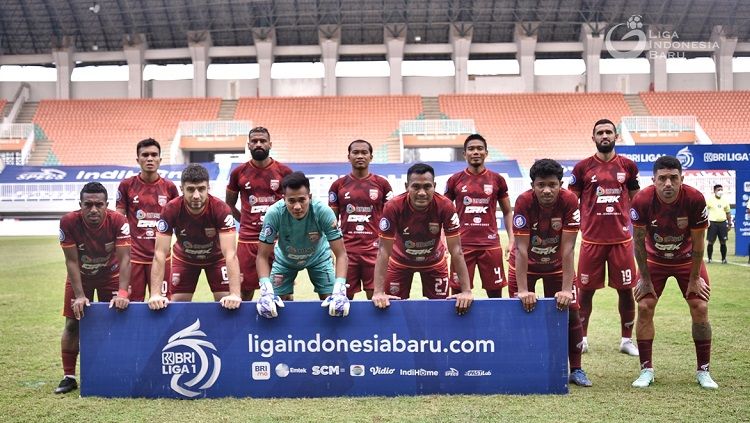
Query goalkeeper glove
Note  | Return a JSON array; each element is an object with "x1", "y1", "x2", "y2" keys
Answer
[
  {"x1": 256, "y1": 277, "x2": 284, "y2": 319},
  {"x1": 321, "y1": 277, "x2": 350, "y2": 317}
]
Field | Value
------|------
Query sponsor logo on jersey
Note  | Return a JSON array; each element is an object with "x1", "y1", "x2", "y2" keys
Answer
[
  {"x1": 463, "y1": 196, "x2": 472, "y2": 206},
  {"x1": 369, "y1": 189, "x2": 379, "y2": 200},
  {"x1": 344, "y1": 192, "x2": 351, "y2": 200},
  {"x1": 596, "y1": 195, "x2": 620, "y2": 203},
  {"x1": 513, "y1": 215, "x2": 527, "y2": 228},
  {"x1": 162, "y1": 319, "x2": 221, "y2": 397},
  {"x1": 676, "y1": 217, "x2": 688, "y2": 229},
  {"x1": 378, "y1": 217, "x2": 390, "y2": 232},
  {"x1": 136, "y1": 209, "x2": 146, "y2": 220},
  {"x1": 249, "y1": 195, "x2": 258, "y2": 205},
  {"x1": 347, "y1": 214, "x2": 371, "y2": 223},
  {"x1": 606, "y1": 206, "x2": 615, "y2": 213},
  {"x1": 429, "y1": 222, "x2": 440, "y2": 234},
  {"x1": 270, "y1": 180, "x2": 280, "y2": 191},
  {"x1": 473, "y1": 217, "x2": 482, "y2": 224},
  {"x1": 460, "y1": 185, "x2": 468, "y2": 193},
  {"x1": 551, "y1": 218, "x2": 562, "y2": 231},
  {"x1": 345, "y1": 204, "x2": 356, "y2": 214},
  {"x1": 464, "y1": 206, "x2": 487, "y2": 214},
  {"x1": 132, "y1": 195, "x2": 139, "y2": 204}
]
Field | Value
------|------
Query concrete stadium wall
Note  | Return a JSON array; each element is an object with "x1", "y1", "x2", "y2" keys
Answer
[
  {"x1": 404, "y1": 76, "x2": 454, "y2": 96},
  {"x1": 339, "y1": 77, "x2": 390, "y2": 95},
  {"x1": 734, "y1": 73, "x2": 750, "y2": 90},
  {"x1": 468, "y1": 76, "x2": 525, "y2": 93},
  {"x1": 72, "y1": 81, "x2": 128, "y2": 99},
  {"x1": 536, "y1": 75, "x2": 586, "y2": 93},
  {"x1": 668, "y1": 73, "x2": 716, "y2": 91},
  {"x1": 601, "y1": 74, "x2": 651, "y2": 94}
]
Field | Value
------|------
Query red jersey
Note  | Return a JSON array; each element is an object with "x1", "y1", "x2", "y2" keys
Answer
[
  {"x1": 378, "y1": 192, "x2": 461, "y2": 267},
  {"x1": 157, "y1": 195, "x2": 235, "y2": 264},
  {"x1": 59, "y1": 210, "x2": 130, "y2": 280},
  {"x1": 226, "y1": 159, "x2": 293, "y2": 242},
  {"x1": 116, "y1": 175, "x2": 179, "y2": 263},
  {"x1": 328, "y1": 173, "x2": 393, "y2": 255},
  {"x1": 570, "y1": 154, "x2": 640, "y2": 244},
  {"x1": 630, "y1": 184, "x2": 709, "y2": 266},
  {"x1": 509, "y1": 189, "x2": 580, "y2": 274},
  {"x1": 444, "y1": 168, "x2": 508, "y2": 248}
]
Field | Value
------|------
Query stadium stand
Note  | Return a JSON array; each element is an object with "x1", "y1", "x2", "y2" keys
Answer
[
  {"x1": 32, "y1": 99, "x2": 221, "y2": 165},
  {"x1": 439, "y1": 93, "x2": 633, "y2": 168},
  {"x1": 640, "y1": 91, "x2": 750, "y2": 144},
  {"x1": 234, "y1": 96, "x2": 422, "y2": 162}
]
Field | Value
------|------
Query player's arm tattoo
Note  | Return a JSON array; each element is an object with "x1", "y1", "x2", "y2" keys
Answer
[
  {"x1": 633, "y1": 226, "x2": 650, "y2": 281},
  {"x1": 692, "y1": 322, "x2": 712, "y2": 341}
]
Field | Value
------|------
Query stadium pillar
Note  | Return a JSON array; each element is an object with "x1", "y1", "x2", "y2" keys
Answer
[
  {"x1": 647, "y1": 25, "x2": 670, "y2": 92},
  {"x1": 51, "y1": 36, "x2": 75, "y2": 100},
  {"x1": 123, "y1": 34, "x2": 147, "y2": 99},
  {"x1": 385, "y1": 24, "x2": 406, "y2": 95},
  {"x1": 252, "y1": 28, "x2": 275, "y2": 97},
  {"x1": 515, "y1": 23, "x2": 539, "y2": 93},
  {"x1": 188, "y1": 31, "x2": 212, "y2": 98},
  {"x1": 581, "y1": 23, "x2": 606, "y2": 93},
  {"x1": 451, "y1": 24, "x2": 473, "y2": 94},
  {"x1": 319, "y1": 25, "x2": 340, "y2": 96},
  {"x1": 711, "y1": 26, "x2": 737, "y2": 91}
]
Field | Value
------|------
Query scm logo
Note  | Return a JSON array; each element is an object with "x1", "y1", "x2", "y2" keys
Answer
[{"x1": 312, "y1": 365, "x2": 342, "y2": 376}]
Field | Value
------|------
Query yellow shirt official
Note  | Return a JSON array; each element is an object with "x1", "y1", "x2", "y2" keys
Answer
[{"x1": 705, "y1": 195, "x2": 730, "y2": 222}]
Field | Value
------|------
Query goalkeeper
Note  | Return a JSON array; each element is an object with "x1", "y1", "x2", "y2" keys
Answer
[{"x1": 256, "y1": 171, "x2": 349, "y2": 318}]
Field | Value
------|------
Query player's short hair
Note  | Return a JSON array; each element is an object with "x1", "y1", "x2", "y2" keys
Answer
[
  {"x1": 80, "y1": 181, "x2": 108, "y2": 201},
  {"x1": 249, "y1": 126, "x2": 271, "y2": 140},
  {"x1": 592, "y1": 119, "x2": 617, "y2": 135},
  {"x1": 136, "y1": 138, "x2": 161, "y2": 155},
  {"x1": 348, "y1": 139, "x2": 373, "y2": 154},
  {"x1": 463, "y1": 134, "x2": 487, "y2": 150},
  {"x1": 406, "y1": 163, "x2": 435, "y2": 180},
  {"x1": 181, "y1": 163, "x2": 210, "y2": 184},
  {"x1": 713, "y1": 184, "x2": 723, "y2": 191},
  {"x1": 529, "y1": 159, "x2": 564, "y2": 182},
  {"x1": 653, "y1": 155, "x2": 682, "y2": 174},
  {"x1": 282, "y1": 171, "x2": 310, "y2": 192}
]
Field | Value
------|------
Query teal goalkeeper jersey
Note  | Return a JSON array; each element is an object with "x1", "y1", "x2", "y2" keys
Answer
[{"x1": 259, "y1": 198, "x2": 343, "y2": 269}]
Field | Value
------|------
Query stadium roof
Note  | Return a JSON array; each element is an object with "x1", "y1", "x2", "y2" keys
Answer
[{"x1": 1, "y1": 0, "x2": 749, "y2": 56}]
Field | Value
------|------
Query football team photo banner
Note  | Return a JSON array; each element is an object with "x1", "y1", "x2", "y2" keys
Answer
[{"x1": 80, "y1": 299, "x2": 568, "y2": 398}]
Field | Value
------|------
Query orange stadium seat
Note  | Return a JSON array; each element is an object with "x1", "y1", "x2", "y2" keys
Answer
[
  {"x1": 640, "y1": 91, "x2": 750, "y2": 144},
  {"x1": 439, "y1": 93, "x2": 632, "y2": 169},
  {"x1": 234, "y1": 96, "x2": 422, "y2": 162},
  {"x1": 33, "y1": 99, "x2": 221, "y2": 165}
]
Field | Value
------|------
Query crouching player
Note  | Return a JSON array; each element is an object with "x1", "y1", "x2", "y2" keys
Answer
[{"x1": 509, "y1": 159, "x2": 591, "y2": 387}]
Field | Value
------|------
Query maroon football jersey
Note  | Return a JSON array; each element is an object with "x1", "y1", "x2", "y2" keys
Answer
[
  {"x1": 510, "y1": 188, "x2": 580, "y2": 274},
  {"x1": 444, "y1": 168, "x2": 508, "y2": 248},
  {"x1": 378, "y1": 192, "x2": 461, "y2": 267},
  {"x1": 226, "y1": 159, "x2": 293, "y2": 242},
  {"x1": 328, "y1": 173, "x2": 393, "y2": 254},
  {"x1": 59, "y1": 210, "x2": 130, "y2": 280},
  {"x1": 570, "y1": 154, "x2": 640, "y2": 244},
  {"x1": 157, "y1": 195, "x2": 235, "y2": 264},
  {"x1": 630, "y1": 184, "x2": 708, "y2": 265},
  {"x1": 117, "y1": 175, "x2": 179, "y2": 263}
]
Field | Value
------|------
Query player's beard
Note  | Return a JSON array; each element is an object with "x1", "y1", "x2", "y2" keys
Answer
[
  {"x1": 595, "y1": 141, "x2": 615, "y2": 154},
  {"x1": 251, "y1": 148, "x2": 270, "y2": 161}
]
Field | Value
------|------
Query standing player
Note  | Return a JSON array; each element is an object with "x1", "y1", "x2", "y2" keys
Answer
[
  {"x1": 371, "y1": 163, "x2": 473, "y2": 315},
  {"x1": 630, "y1": 156, "x2": 718, "y2": 389},
  {"x1": 146, "y1": 164, "x2": 241, "y2": 310},
  {"x1": 56, "y1": 182, "x2": 131, "y2": 394},
  {"x1": 256, "y1": 171, "x2": 349, "y2": 318},
  {"x1": 226, "y1": 127, "x2": 293, "y2": 300},
  {"x1": 328, "y1": 139, "x2": 393, "y2": 299},
  {"x1": 509, "y1": 159, "x2": 591, "y2": 387},
  {"x1": 445, "y1": 134, "x2": 513, "y2": 297},
  {"x1": 570, "y1": 119, "x2": 640, "y2": 356},
  {"x1": 117, "y1": 138, "x2": 179, "y2": 301},
  {"x1": 705, "y1": 184, "x2": 732, "y2": 264}
]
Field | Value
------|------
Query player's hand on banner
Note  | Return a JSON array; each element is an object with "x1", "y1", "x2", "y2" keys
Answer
[
  {"x1": 71, "y1": 296, "x2": 90, "y2": 320},
  {"x1": 372, "y1": 292, "x2": 400, "y2": 309},
  {"x1": 147, "y1": 294, "x2": 170, "y2": 310},
  {"x1": 687, "y1": 276, "x2": 710, "y2": 301},
  {"x1": 257, "y1": 278, "x2": 284, "y2": 319},
  {"x1": 109, "y1": 289, "x2": 130, "y2": 311},
  {"x1": 321, "y1": 278, "x2": 350, "y2": 317},
  {"x1": 554, "y1": 290, "x2": 572, "y2": 311},
  {"x1": 220, "y1": 294, "x2": 242, "y2": 310},
  {"x1": 634, "y1": 279, "x2": 657, "y2": 302},
  {"x1": 448, "y1": 290, "x2": 473, "y2": 315},
  {"x1": 517, "y1": 290, "x2": 537, "y2": 312}
]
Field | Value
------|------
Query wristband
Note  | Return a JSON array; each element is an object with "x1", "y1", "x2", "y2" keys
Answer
[
  {"x1": 117, "y1": 289, "x2": 129, "y2": 299},
  {"x1": 259, "y1": 277, "x2": 271, "y2": 285},
  {"x1": 335, "y1": 277, "x2": 346, "y2": 286}
]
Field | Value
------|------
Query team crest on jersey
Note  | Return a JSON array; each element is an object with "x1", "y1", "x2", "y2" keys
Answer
[
  {"x1": 270, "y1": 180, "x2": 280, "y2": 191},
  {"x1": 551, "y1": 218, "x2": 562, "y2": 231},
  {"x1": 272, "y1": 274, "x2": 284, "y2": 288},
  {"x1": 308, "y1": 231, "x2": 320, "y2": 243},
  {"x1": 158, "y1": 195, "x2": 168, "y2": 206},
  {"x1": 676, "y1": 217, "x2": 688, "y2": 229},
  {"x1": 616, "y1": 172, "x2": 626, "y2": 183},
  {"x1": 346, "y1": 204, "x2": 356, "y2": 214},
  {"x1": 429, "y1": 222, "x2": 440, "y2": 234},
  {"x1": 483, "y1": 184, "x2": 493, "y2": 195},
  {"x1": 104, "y1": 242, "x2": 115, "y2": 253},
  {"x1": 205, "y1": 228, "x2": 217, "y2": 238},
  {"x1": 172, "y1": 273, "x2": 180, "y2": 286},
  {"x1": 369, "y1": 189, "x2": 379, "y2": 200}
]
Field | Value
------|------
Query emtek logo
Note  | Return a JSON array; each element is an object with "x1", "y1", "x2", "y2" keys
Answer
[
  {"x1": 252, "y1": 361, "x2": 271, "y2": 380},
  {"x1": 312, "y1": 365, "x2": 342, "y2": 375},
  {"x1": 162, "y1": 319, "x2": 221, "y2": 398}
]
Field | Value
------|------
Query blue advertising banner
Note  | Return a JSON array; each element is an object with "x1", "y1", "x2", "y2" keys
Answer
[
  {"x1": 736, "y1": 170, "x2": 750, "y2": 257},
  {"x1": 614, "y1": 144, "x2": 750, "y2": 172},
  {"x1": 0, "y1": 163, "x2": 220, "y2": 183},
  {"x1": 80, "y1": 299, "x2": 568, "y2": 398}
]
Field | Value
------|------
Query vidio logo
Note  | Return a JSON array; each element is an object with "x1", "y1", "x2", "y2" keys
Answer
[{"x1": 161, "y1": 319, "x2": 221, "y2": 397}]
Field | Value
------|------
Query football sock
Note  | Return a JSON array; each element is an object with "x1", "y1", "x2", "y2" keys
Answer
[
  {"x1": 637, "y1": 339, "x2": 653, "y2": 369},
  {"x1": 618, "y1": 289, "x2": 636, "y2": 338}
]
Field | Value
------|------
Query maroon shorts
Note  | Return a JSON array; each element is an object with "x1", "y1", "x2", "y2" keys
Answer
[
  {"x1": 639, "y1": 261, "x2": 710, "y2": 301},
  {"x1": 238, "y1": 241, "x2": 273, "y2": 292},
  {"x1": 62, "y1": 275, "x2": 118, "y2": 319},
  {"x1": 171, "y1": 258, "x2": 229, "y2": 294},
  {"x1": 450, "y1": 247, "x2": 506, "y2": 293},
  {"x1": 507, "y1": 267, "x2": 580, "y2": 310},
  {"x1": 346, "y1": 251, "x2": 377, "y2": 297},
  {"x1": 577, "y1": 240, "x2": 637, "y2": 291},
  {"x1": 129, "y1": 259, "x2": 171, "y2": 302},
  {"x1": 386, "y1": 258, "x2": 450, "y2": 299}
]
